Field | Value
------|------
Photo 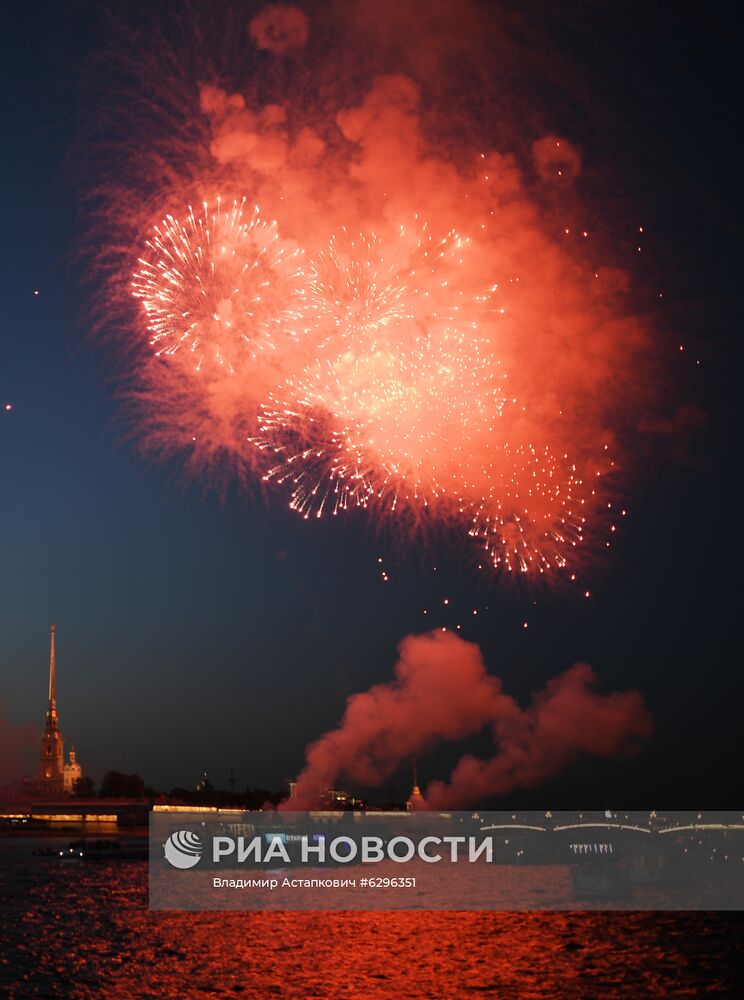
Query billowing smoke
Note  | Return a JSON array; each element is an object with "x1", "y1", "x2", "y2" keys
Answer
[
  {"x1": 86, "y1": 0, "x2": 658, "y2": 578},
  {"x1": 284, "y1": 630, "x2": 652, "y2": 809}
]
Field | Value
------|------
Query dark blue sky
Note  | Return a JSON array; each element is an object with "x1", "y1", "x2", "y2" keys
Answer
[{"x1": 1, "y1": 2, "x2": 739, "y2": 802}]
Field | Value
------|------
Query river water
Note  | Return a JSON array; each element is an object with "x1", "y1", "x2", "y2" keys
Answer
[{"x1": 2, "y1": 836, "x2": 744, "y2": 997}]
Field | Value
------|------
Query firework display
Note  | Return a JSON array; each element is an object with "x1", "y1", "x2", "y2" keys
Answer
[
  {"x1": 132, "y1": 197, "x2": 307, "y2": 377},
  {"x1": 117, "y1": 19, "x2": 653, "y2": 583},
  {"x1": 132, "y1": 207, "x2": 602, "y2": 573},
  {"x1": 253, "y1": 222, "x2": 503, "y2": 514}
]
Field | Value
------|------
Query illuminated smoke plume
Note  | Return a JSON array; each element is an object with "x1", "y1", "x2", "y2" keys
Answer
[
  {"x1": 89, "y1": 1, "x2": 656, "y2": 575},
  {"x1": 285, "y1": 630, "x2": 653, "y2": 809}
]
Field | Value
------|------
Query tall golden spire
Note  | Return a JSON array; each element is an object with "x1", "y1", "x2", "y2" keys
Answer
[
  {"x1": 38, "y1": 623, "x2": 64, "y2": 792},
  {"x1": 47, "y1": 624, "x2": 57, "y2": 723}
]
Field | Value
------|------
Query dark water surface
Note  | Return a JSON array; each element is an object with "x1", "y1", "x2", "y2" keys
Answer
[{"x1": 2, "y1": 837, "x2": 744, "y2": 998}]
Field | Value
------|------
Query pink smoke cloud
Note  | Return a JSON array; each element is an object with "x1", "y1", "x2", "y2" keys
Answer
[{"x1": 286, "y1": 631, "x2": 652, "y2": 809}]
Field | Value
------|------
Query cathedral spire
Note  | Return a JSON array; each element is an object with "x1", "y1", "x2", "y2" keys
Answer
[
  {"x1": 38, "y1": 623, "x2": 64, "y2": 792},
  {"x1": 47, "y1": 624, "x2": 57, "y2": 722},
  {"x1": 407, "y1": 757, "x2": 424, "y2": 811}
]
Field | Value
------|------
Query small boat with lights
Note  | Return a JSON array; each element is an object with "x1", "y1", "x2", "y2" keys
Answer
[{"x1": 41, "y1": 839, "x2": 149, "y2": 862}]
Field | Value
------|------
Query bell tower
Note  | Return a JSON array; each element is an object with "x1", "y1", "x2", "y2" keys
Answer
[{"x1": 37, "y1": 624, "x2": 64, "y2": 794}]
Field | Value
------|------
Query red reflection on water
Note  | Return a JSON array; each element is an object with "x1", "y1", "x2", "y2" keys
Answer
[{"x1": 2, "y1": 848, "x2": 744, "y2": 997}]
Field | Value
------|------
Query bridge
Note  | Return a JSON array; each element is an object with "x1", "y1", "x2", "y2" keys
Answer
[{"x1": 476, "y1": 812, "x2": 744, "y2": 836}]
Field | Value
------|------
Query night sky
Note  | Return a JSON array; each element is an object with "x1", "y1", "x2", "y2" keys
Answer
[{"x1": 1, "y1": 2, "x2": 739, "y2": 804}]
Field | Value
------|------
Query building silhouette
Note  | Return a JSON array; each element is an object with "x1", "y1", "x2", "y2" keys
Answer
[{"x1": 63, "y1": 748, "x2": 82, "y2": 793}]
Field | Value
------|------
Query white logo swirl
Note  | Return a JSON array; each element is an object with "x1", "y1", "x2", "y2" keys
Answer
[{"x1": 163, "y1": 830, "x2": 203, "y2": 869}]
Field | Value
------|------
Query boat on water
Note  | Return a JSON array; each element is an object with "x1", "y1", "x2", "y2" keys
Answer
[{"x1": 33, "y1": 839, "x2": 148, "y2": 862}]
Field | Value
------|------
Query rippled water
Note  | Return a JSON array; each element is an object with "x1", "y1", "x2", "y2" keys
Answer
[{"x1": 3, "y1": 836, "x2": 744, "y2": 998}]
